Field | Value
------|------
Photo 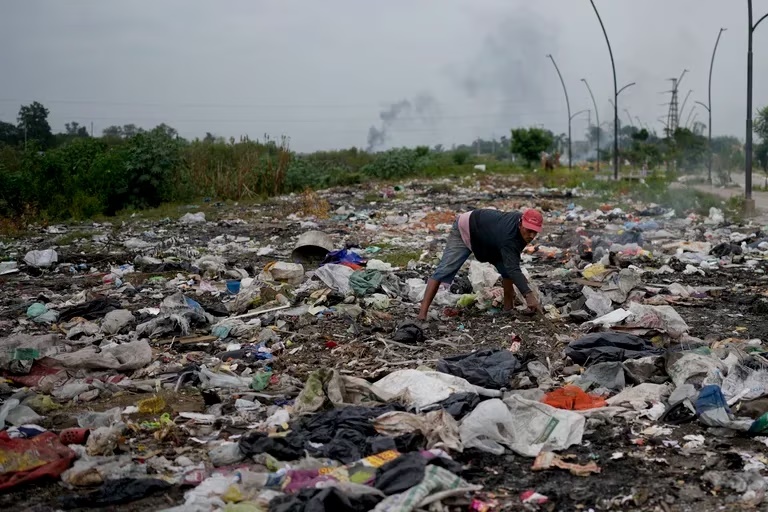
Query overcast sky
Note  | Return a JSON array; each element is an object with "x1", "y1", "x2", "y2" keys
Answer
[{"x1": 1, "y1": 0, "x2": 767, "y2": 152}]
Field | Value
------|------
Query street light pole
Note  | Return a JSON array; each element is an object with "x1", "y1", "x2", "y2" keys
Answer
[
  {"x1": 581, "y1": 78, "x2": 600, "y2": 173},
  {"x1": 746, "y1": 1, "x2": 767, "y2": 211},
  {"x1": 588, "y1": 0, "x2": 620, "y2": 180},
  {"x1": 547, "y1": 54, "x2": 572, "y2": 171},
  {"x1": 698, "y1": 27, "x2": 727, "y2": 183}
]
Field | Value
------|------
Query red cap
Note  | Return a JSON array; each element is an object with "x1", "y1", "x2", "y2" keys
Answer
[{"x1": 522, "y1": 209, "x2": 543, "y2": 232}]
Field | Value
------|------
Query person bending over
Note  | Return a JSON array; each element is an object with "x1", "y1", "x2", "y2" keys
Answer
[{"x1": 417, "y1": 208, "x2": 543, "y2": 320}]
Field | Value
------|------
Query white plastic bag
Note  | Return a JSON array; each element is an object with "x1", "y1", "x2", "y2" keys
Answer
[
  {"x1": 405, "y1": 278, "x2": 427, "y2": 302},
  {"x1": 459, "y1": 396, "x2": 585, "y2": 457},
  {"x1": 583, "y1": 286, "x2": 613, "y2": 316},
  {"x1": 179, "y1": 212, "x2": 206, "y2": 224},
  {"x1": 374, "y1": 369, "x2": 501, "y2": 411},
  {"x1": 314, "y1": 264, "x2": 354, "y2": 295},
  {"x1": 24, "y1": 249, "x2": 58, "y2": 268},
  {"x1": 469, "y1": 261, "x2": 500, "y2": 293},
  {"x1": 198, "y1": 366, "x2": 252, "y2": 389}
]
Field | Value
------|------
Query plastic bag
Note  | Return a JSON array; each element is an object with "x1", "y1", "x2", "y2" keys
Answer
[
  {"x1": 582, "y1": 286, "x2": 612, "y2": 316},
  {"x1": 624, "y1": 303, "x2": 689, "y2": 338},
  {"x1": 199, "y1": 366, "x2": 253, "y2": 390},
  {"x1": 179, "y1": 212, "x2": 206, "y2": 224},
  {"x1": 374, "y1": 370, "x2": 501, "y2": 411},
  {"x1": 24, "y1": 249, "x2": 58, "y2": 268},
  {"x1": 459, "y1": 396, "x2": 585, "y2": 457},
  {"x1": 468, "y1": 261, "x2": 500, "y2": 293},
  {"x1": 314, "y1": 264, "x2": 354, "y2": 295}
]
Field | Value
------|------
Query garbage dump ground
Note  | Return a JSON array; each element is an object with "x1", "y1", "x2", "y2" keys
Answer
[{"x1": 3, "y1": 174, "x2": 768, "y2": 511}]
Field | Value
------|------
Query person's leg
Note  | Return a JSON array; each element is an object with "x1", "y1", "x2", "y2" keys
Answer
[
  {"x1": 418, "y1": 225, "x2": 471, "y2": 320},
  {"x1": 493, "y1": 262, "x2": 515, "y2": 311}
]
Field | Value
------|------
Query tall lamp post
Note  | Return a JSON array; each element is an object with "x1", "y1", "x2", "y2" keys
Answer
[
  {"x1": 581, "y1": 78, "x2": 600, "y2": 173},
  {"x1": 547, "y1": 54, "x2": 573, "y2": 170},
  {"x1": 695, "y1": 28, "x2": 727, "y2": 183},
  {"x1": 588, "y1": 0, "x2": 622, "y2": 180},
  {"x1": 746, "y1": 1, "x2": 767, "y2": 213}
]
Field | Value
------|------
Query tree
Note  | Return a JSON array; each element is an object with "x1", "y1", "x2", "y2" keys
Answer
[
  {"x1": 755, "y1": 105, "x2": 768, "y2": 141},
  {"x1": 122, "y1": 124, "x2": 142, "y2": 138},
  {"x1": 510, "y1": 127, "x2": 554, "y2": 167},
  {"x1": 756, "y1": 106, "x2": 768, "y2": 186},
  {"x1": 17, "y1": 101, "x2": 53, "y2": 148},
  {"x1": 65, "y1": 122, "x2": 89, "y2": 138},
  {"x1": 0, "y1": 121, "x2": 20, "y2": 146},
  {"x1": 102, "y1": 125, "x2": 124, "y2": 139}
]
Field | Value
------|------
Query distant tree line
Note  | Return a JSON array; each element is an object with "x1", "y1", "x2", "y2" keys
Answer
[{"x1": 1, "y1": 100, "x2": 766, "y2": 222}]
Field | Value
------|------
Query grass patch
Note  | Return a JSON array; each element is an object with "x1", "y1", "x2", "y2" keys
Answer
[
  {"x1": 55, "y1": 230, "x2": 91, "y2": 246},
  {"x1": 381, "y1": 249, "x2": 422, "y2": 268}
]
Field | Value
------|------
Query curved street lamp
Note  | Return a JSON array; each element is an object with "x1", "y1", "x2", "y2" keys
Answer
[
  {"x1": 745, "y1": 1, "x2": 767, "y2": 210},
  {"x1": 547, "y1": 54, "x2": 573, "y2": 170},
  {"x1": 581, "y1": 78, "x2": 601, "y2": 173},
  {"x1": 587, "y1": 0, "x2": 621, "y2": 179},
  {"x1": 695, "y1": 28, "x2": 727, "y2": 183}
]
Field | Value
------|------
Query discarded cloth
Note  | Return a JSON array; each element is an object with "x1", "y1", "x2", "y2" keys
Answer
[
  {"x1": 436, "y1": 349, "x2": 521, "y2": 389},
  {"x1": 58, "y1": 297, "x2": 122, "y2": 322},
  {"x1": 349, "y1": 269, "x2": 384, "y2": 296},
  {"x1": 59, "y1": 478, "x2": 173, "y2": 509},
  {"x1": 429, "y1": 392, "x2": 480, "y2": 420},
  {"x1": 269, "y1": 485, "x2": 383, "y2": 512},
  {"x1": 542, "y1": 386, "x2": 606, "y2": 411},
  {"x1": 0, "y1": 431, "x2": 75, "y2": 491},
  {"x1": 565, "y1": 332, "x2": 663, "y2": 366},
  {"x1": 373, "y1": 410, "x2": 462, "y2": 452},
  {"x1": 323, "y1": 249, "x2": 366, "y2": 266}
]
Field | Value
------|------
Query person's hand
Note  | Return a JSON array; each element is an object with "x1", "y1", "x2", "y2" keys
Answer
[{"x1": 525, "y1": 292, "x2": 542, "y2": 314}]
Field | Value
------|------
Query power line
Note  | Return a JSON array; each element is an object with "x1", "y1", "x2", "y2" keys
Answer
[{"x1": 0, "y1": 97, "x2": 572, "y2": 110}]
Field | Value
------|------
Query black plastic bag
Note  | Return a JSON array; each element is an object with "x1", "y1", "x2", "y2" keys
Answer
[{"x1": 436, "y1": 349, "x2": 521, "y2": 389}]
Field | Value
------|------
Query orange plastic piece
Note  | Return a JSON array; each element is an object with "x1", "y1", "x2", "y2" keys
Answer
[{"x1": 542, "y1": 385, "x2": 606, "y2": 410}]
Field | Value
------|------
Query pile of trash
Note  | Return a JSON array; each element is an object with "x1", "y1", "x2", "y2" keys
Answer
[{"x1": 2, "y1": 179, "x2": 768, "y2": 510}]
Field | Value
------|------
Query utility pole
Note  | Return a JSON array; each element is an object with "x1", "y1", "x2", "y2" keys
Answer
[
  {"x1": 90, "y1": 121, "x2": 94, "y2": 137},
  {"x1": 745, "y1": 0, "x2": 767, "y2": 215},
  {"x1": 581, "y1": 78, "x2": 600, "y2": 173},
  {"x1": 547, "y1": 54, "x2": 573, "y2": 170}
]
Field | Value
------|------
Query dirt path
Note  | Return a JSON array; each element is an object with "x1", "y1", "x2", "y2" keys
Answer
[{"x1": 677, "y1": 172, "x2": 768, "y2": 223}]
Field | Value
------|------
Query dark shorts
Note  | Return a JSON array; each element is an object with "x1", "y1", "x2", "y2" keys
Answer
[{"x1": 431, "y1": 222, "x2": 510, "y2": 284}]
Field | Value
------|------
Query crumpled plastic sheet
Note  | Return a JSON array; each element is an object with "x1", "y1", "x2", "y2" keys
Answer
[
  {"x1": 315, "y1": 264, "x2": 354, "y2": 295},
  {"x1": 624, "y1": 302, "x2": 690, "y2": 338},
  {"x1": 48, "y1": 338, "x2": 152, "y2": 371},
  {"x1": 293, "y1": 368, "x2": 394, "y2": 415},
  {"x1": 374, "y1": 369, "x2": 501, "y2": 411},
  {"x1": 436, "y1": 349, "x2": 521, "y2": 389},
  {"x1": 371, "y1": 465, "x2": 481, "y2": 512},
  {"x1": 459, "y1": 395, "x2": 585, "y2": 457}
]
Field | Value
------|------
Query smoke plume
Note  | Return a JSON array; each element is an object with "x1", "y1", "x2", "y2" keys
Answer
[{"x1": 366, "y1": 94, "x2": 439, "y2": 151}]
